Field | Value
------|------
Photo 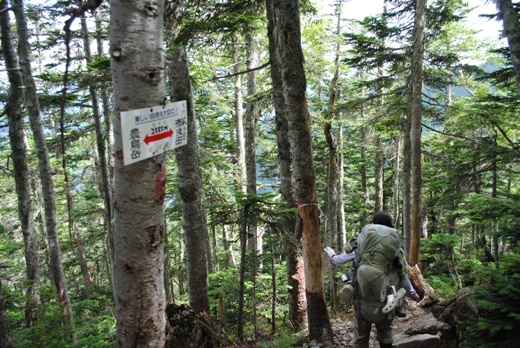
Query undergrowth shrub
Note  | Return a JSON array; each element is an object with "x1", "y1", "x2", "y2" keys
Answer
[
  {"x1": 466, "y1": 247, "x2": 520, "y2": 346},
  {"x1": 421, "y1": 233, "x2": 462, "y2": 297},
  {"x1": 207, "y1": 259, "x2": 290, "y2": 341}
]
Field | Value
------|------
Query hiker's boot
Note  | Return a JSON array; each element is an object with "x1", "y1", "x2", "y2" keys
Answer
[
  {"x1": 338, "y1": 283, "x2": 355, "y2": 302},
  {"x1": 395, "y1": 304, "x2": 406, "y2": 318},
  {"x1": 379, "y1": 342, "x2": 392, "y2": 348}
]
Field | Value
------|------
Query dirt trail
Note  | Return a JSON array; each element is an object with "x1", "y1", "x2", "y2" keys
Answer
[{"x1": 331, "y1": 299, "x2": 428, "y2": 348}]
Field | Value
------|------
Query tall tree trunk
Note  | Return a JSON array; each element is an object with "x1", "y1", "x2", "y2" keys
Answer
[
  {"x1": 233, "y1": 36, "x2": 247, "y2": 193},
  {"x1": 230, "y1": 38, "x2": 245, "y2": 311},
  {"x1": 407, "y1": 0, "x2": 434, "y2": 301},
  {"x1": 210, "y1": 224, "x2": 219, "y2": 273},
  {"x1": 163, "y1": 223, "x2": 175, "y2": 304},
  {"x1": 324, "y1": 0, "x2": 341, "y2": 309},
  {"x1": 392, "y1": 135, "x2": 401, "y2": 229},
  {"x1": 166, "y1": 1, "x2": 211, "y2": 318},
  {"x1": 178, "y1": 237, "x2": 186, "y2": 295},
  {"x1": 245, "y1": 30, "x2": 261, "y2": 258},
  {"x1": 335, "y1": 2, "x2": 346, "y2": 251},
  {"x1": 267, "y1": 0, "x2": 332, "y2": 343},
  {"x1": 72, "y1": 224, "x2": 92, "y2": 298},
  {"x1": 409, "y1": 0, "x2": 427, "y2": 267},
  {"x1": 374, "y1": 11, "x2": 386, "y2": 213},
  {"x1": 267, "y1": 0, "x2": 306, "y2": 332},
  {"x1": 109, "y1": 0, "x2": 167, "y2": 345},
  {"x1": 222, "y1": 224, "x2": 236, "y2": 268},
  {"x1": 474, "y1": 167, "x2": 496, "y2": 263},
  {"x1": 374, "y1": 134, "x2": 384, "y2": 211},
  {"x1": 170, "y1": 46, "x2": 211, "y2": 316},
  {"x1": 359, "y1": 87, "x2": 370, "y2": 226},
  {"x1": 338, "y1": 123, "x2": 346, "y2": 249},
  {"x1": 94, "y1": 9, "x2": 115, "y2": 169},
  {"x1": 491, "y1": 152, "x2": 499, "y2": 260},
  {"x1": 80, "y1": 13, "x2": 114, "y2": 283},
  {"x1": 204, "y1": 221, "x2": 214, "y2": 280},
  {"x1": 402, "y1": 108, "x2": 412, "y2": 260},
  {"x1": 495, "y1": 0, "x2": 520, "y2": 96},
  {"x1": 1, "y1": 3, "x2": 41, "y2": 328},
  {"x1": 0, "y1": 281, "x2": 14, "y2": 348},
  {"x1": 245, "y1": 29, "x2": 261, "y2": 338},
  {"x1": 94, "y1": 9, "x2": 116, "y2": 278},
  {"x1": 237, "y1": 208, "x2": 248, "y2": 341},
  {"x1": 267, "y1": 229, "x2": 277, "y2": 333},
  {"x1": 12, "y1": 0, "x2": 75, "y2": 335},
  {"x1": 73, "y1": 14, "x2": 107, "y2": 297}
]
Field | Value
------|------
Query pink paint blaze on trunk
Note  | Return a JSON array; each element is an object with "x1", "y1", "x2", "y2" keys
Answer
[{"x1": 155, "y1": 165, "x2": 167, "y2": 204}]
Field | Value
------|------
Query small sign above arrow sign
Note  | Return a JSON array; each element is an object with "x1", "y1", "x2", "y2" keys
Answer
[{"x1": 120, "y1": 101, "x2": 188, "y2": 165}]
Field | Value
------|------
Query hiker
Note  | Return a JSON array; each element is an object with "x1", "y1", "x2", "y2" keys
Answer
[{"x1": 324, "y1": 211, "x2": 419, "y2": 348}]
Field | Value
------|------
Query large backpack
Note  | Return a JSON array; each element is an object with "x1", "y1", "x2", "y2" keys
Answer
[{"x1": 352, "y1": 224, "x2": 402, "y2": 322}]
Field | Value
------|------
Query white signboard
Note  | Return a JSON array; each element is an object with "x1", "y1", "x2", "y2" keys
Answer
[{"x1": 121, "y1": 101, "x2": 188, "y2": 165}]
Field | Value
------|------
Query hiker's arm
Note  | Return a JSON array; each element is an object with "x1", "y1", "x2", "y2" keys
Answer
[
  {"x1": 330, "y1": 251, "x2": 355, "y2": 265},
  {"x1": 401, "y1": 274, "x2": 420, "y2": 301}
]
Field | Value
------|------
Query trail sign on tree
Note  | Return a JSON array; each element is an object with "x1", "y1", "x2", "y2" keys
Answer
[{"x1": 121, "y1": 100, "x2": 188, "y2": 165}]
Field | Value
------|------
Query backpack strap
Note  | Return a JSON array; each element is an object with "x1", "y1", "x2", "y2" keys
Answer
[{"x1": 362, "y1": 251, "x2": 393, "y2": 272}]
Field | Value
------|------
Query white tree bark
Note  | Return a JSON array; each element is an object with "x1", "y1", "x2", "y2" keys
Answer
[
  {"x1": 233, "y1": 36, "x2": 247, "y2": 193},
  {"x1": 81, "y1": 14, "x2": 113, "y2": 287},
  {"x1": 110, "y1": 0, "x2": 167, "y2": 346},
  {"x1": 1, "y1": 0, "x2": 41, "y2": 328},
  {"x1": 11, "y1": 0, "x2": 75, "y2": 335}
]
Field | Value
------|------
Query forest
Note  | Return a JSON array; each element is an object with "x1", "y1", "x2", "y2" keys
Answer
[{"x1": 1, "y1": 0, "x2": 520, "y2": 347}]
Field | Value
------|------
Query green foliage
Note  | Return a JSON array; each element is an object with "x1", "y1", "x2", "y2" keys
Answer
[
  {"x1": 11, "y1": 285, "x2": 74, "y2": 347},
  {"x1": 422, "y1": 233, "x2": 460, "y2": 261},
  {"x1": 86, "y1": 56, "x2": 110, "y2": 73},
  {"x1": 457, "y1": 255, "x2": 487, "y2": 286},
  {"x1": 466, "y1": 248, "x2": 520, "y2": 345},
  {"x1": 207, "y1": 260, "x2": 290, "y2": 340},
  {"x1": 170, "y1": 0, "x2": 265, "y2": 46},
  {"x1": 72, "y1": 285, "x2": 116, "y2": 346},
  {"x1": 421, "y1": 234, "x2": 462, "y2": 297},
  {"x1": 208, "y1": 192, "x2": 297, "y2": 230},
  {"x1": 426, "y1": 275, "x2": 458, "y2": 299},
  {"x1": 7, "y1": 284, "x2": 116, "y2": 348},
  {"x1": 461, "y1": 193, "x2": 520, "y2": 248},
  {"x1": 208, "y1": 267, "x2": 241, "y2": 319}
]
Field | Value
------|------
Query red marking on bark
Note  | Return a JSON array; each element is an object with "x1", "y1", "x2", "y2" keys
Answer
[{"x1": 155, "y1": 165, "x2": 167, "y2": 204}]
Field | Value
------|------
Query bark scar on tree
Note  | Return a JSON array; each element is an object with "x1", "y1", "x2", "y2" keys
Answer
[
  {"x1": 147, "y1": 224, "x2": 164, "y2": 249},
  {"x1": 142, "y1": 68, "x2": 162, "y2": 85},
  {"x1": 123, "y1": 263, "x2": 134, "y2": 273},
  {"x1": 143, "y1": 2, "x2": 159, "y2": 17},
  {"x1": 111, "y1": 46, "x2": 123, "y2": 61}
]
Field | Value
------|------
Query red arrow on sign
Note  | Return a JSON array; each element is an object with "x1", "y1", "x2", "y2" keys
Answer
[{"x1": 144, "y1": 129, "x2": 174, "y2": 145}]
